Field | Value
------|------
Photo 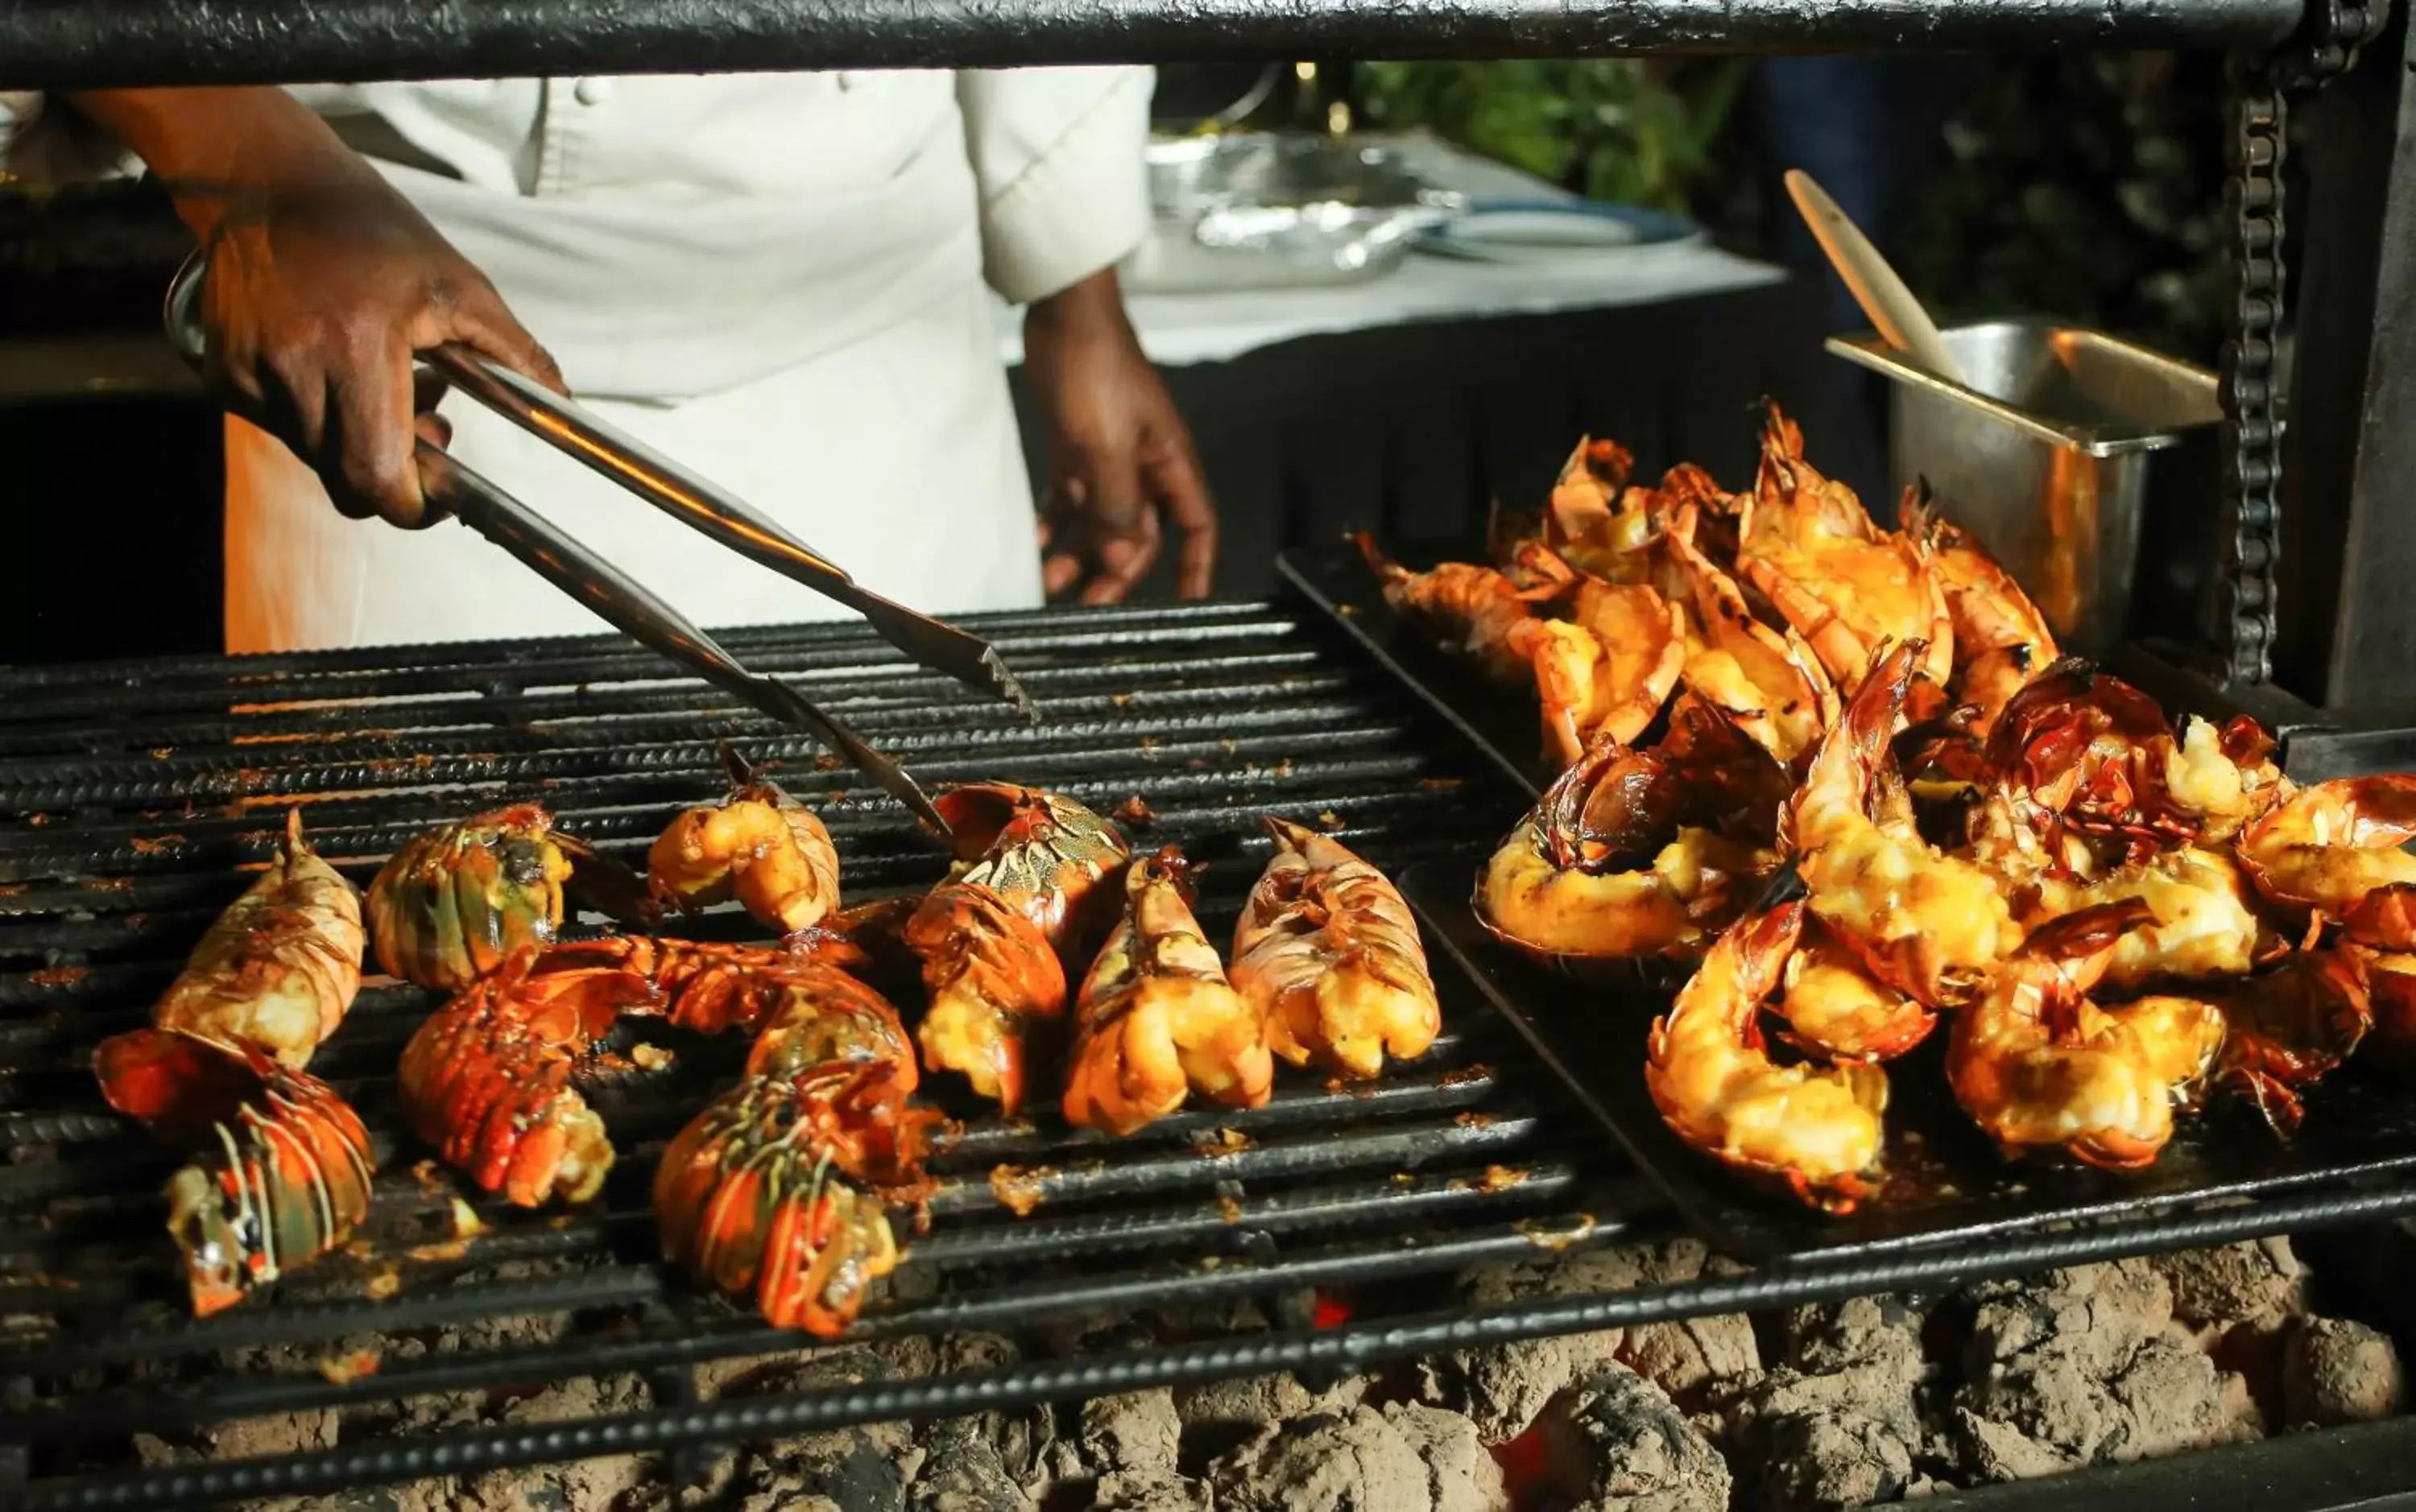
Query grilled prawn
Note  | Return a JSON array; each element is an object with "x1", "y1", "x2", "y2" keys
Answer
[
  {"x1": 1477, "y1": 725, "x2": 1778, "y2": 969},
  {"x1": 1777, "y1": 918, "x2": 1934, "y2": 1062},
  {"x1": 1946, "y1": 900, "x2": 2224, "y2": 1170},
  {"x1": 650, "y1": 745, "x2": 841, "y2": 935},
  {"x1": 369, "y1": 804, "x2": 643, "y2": 992},
  {"x1": 1738, "y1": 407, "x2": 1955, "y2": 697},
  {"x1": 1645, "y1": 900, "x2": 1887, "y2": 1212},
  {"x1": 1231, "y1": 818, "x2": 1440, "y2": 1079},
  {"x1": 1064, "y1": 848, "x2": 1272, "y2": 1137},
  {"x1": 2211, "y1": 948, "x2": 2373, "y2": 1136},
  {"x1": 1902, "y1": 489, "x2": 2058, "y2": 735},
  {"x1": 1356, "y1": 533, "x2": 1574, "y2": 682},
  {"x1": 1541, "y1": 436, "x2": 1654, "y2": 582},
  {"x1": 2029, "y1": 845, "x2": 2266, "y2": 991},
  {"x1": 655, "y1": 966, "x2": 940, "y2": 1338},
  {"x1": 1793, "y1": 641, "x2": 2020, "y2": 1006},
  {"x1": 2237, "y1": 775, "x2": 2416, "y2": 949},
  {"x1": 1662, "y1": 502, "x2": 1838, "y2": 766},
  {"x1": 1527, "y1": 576, "x2": 1688, "y2": 767},
  {"x1": 95, "y1": 1030, "x2": 373, "y2": 1317},
  {"x1": 905, "y1": 783, "x2": 1130, "y2": 1112}
]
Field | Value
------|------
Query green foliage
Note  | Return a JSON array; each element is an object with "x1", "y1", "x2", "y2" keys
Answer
[
  {"x1": 1354, "y1": 59, "x2": 1751, "y2": 211},
  {"x1": 1899, "y1": 52, "x2": 2230, "y2": 363}
]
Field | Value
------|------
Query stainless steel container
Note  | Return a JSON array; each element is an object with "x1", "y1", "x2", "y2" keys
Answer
[{"x1": 1827, "y1": 319, "x2": 2221, "y2": 652}]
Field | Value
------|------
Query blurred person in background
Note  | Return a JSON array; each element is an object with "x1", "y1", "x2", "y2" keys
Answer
[
  {"x1": 0, "y1": 71, "x2": 1214, "y2": 651},
  {"x1": 1752, "y1": 56, "x2": 1967, "y2": 518}
]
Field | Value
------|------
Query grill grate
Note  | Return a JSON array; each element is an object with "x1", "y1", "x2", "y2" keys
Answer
[
  {"x1": 10, "y1": 598, "x2": 2416, "y2": 1512},
  {"x1": 0, "y1": 601, "x2": 1651, "y2": 1510}
]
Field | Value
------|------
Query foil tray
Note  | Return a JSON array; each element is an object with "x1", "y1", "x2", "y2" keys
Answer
[{"x1": 1123, "y1": 132, "x2": 1466, "y2": 293}]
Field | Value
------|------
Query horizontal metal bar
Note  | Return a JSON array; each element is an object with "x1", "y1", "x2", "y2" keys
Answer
[
  {"x1": 16, "y1": 1175, "x2": 2412, "y2": 1512},
  {"x1": 0, "y1": 0, "x2": 2306, "y2": 90},
  {"x1": 10, "y1": 1180, "x2": 1624, "y2": 1444}
]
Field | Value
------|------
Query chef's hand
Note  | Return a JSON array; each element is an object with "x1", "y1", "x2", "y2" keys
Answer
[
  {"x1": 70, "y1": 87, "x2": 564, "y2": 529},
  {"x1": 1023, "y1": 268, "x2": 1217, "y2": 603}
]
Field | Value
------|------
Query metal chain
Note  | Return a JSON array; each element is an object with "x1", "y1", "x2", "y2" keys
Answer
[{"x1": 2219, "y1": 0, "x2": 2390, "y2": 684}]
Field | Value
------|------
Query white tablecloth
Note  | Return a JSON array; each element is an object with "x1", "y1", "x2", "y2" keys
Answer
[{"x1": 997, "y1": 135, "x2": 1785, "y2": 369}]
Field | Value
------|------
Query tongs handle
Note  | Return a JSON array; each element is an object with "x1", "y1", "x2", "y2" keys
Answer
[
  {"x1": 423, "y1": 346, "x2": 1039, "y2": 720},
  {"x1": 420, "y1": 445, "x2": 949, "y2": 838},
  {"x1": 159, "y1": 250, "x2": 949, "y2": 840}
]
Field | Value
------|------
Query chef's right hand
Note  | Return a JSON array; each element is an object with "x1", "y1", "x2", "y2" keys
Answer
[
  {"x1": 194, "y1": 173, "x2": 565, "y2": 528},
  {"x1": 66, "y1": 87, "x2": 563, "y2": 528}
]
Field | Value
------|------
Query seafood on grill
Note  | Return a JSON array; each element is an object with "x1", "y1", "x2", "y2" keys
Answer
[
  {"x1": 153, "y1": 808, "x2": 364, "y2": 1069},
  {"x1": 1902, "y1": 487, "x2": 2058, "y2": 734},
  {"x1": 1356, "y1": 532, "x2": 1574, "y2": 684},
  {"x1": 1064, "y1": 847, "x2": 1273, "y2": 1136},
  {"x1": 368, "y1": 804, "x2": 647, "y2": 993},
  {"x1": 1777, "y1": 918, "x2": 1935, "y2": 1062},
  {"x1": 1980, "y1": 663, "x2": 2285, "y2": 863},
  {"x1": 1541, "y1": 436, "x2": 1654, "y2": 582},
  {"x1": 1232, "y1": 818, "x2": 1440, "y2": 1079},
  {"x1": 94, "y1": 1029, "x2": 374, "y2": 1316},
  {"x1": 2027, "y1": 845, "x2": 2268, "y2": 991},
  {"x1": 655, "y1": 964, "x2": 940, "y2": 1337},
  {"x1": 1645, "y1": 899, "x2": 1887, "y2": 1212},
  {"x1": 905, "y1": 783, "x2": 1131, "y2": 1112},
  {"x1": 2211, "y1": 946, "x2": 2373, "y2": 1136},
  {"x1": 1738, "y1": 407, "x2": 1955, "y2": 698},
  {"x1": 2237, "y1": 775, "x2": 2416, "y2": 949},
  {"x1": 91, "y1": 808, "x2": 373, "y2": 1314},
  {"x1": 1793, "y1": 641, "x2": 2021, "y2": 1006},
  {"x1": 1476, "y1": 713, "x2": 1781, "y2": 970},
  {"x1": 2352, "y1": 945, "x2": 2416, "y2": 1072},
  {"x1": 1946, "y1": 901, "x2": 2224, "y2": 1169},
  {"x1": 397, "y1": 933, "x2": 850, "y2": 1206},
  {"x1": 1661, "y1": 504, "x2": 1837, "y2": 766},
  {"x1": 1527, "y1": 577, "x2": 1689, "y2": 766},
  {"x1": 649, "y1": 744, "x2": 841, "y2": 935}
]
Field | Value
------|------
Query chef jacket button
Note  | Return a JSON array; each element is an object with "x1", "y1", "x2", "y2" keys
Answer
[{"x1": 573, "y1": 77, "x2": 612, "y2": 106}]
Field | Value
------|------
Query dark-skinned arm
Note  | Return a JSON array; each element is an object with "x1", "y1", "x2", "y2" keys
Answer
[{"x1": 68, "y1": 87, "x2": 561, "y2": 527}]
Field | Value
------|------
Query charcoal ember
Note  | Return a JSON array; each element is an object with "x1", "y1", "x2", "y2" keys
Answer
[
  {"x1": 1209, "y1": 1403, "x2": 1500, "y2": 1512},
  {"x1": 2153, "y1": 1239, "x2": 2309, "y2": 1332},
  {"x1": 1093, "y1": 1470, "x2": 1216, "y2": 1512},
  {"x1": 1176, "y1": 1370, "x2": 1368, "y2": 1464},
  {"x1": 1083, "y1": 1388, "x2": 1182, "y2": 1479},
  {"x1": 1531, "y1": 1361, "x2": 1731, "y2": 1512},
  {"x1": 882, "y1": 1333, "x2": 1058, "y2": 1492},
  {"x1": 1425, "y1": 1238, "x2": 1759, "y2": 1441},
  {"x1": 449, "y1": 1373, "x2": 656, "y2": 1512},
  {"x1": 1382, "y1": 1402, "x2": 1510, "y2": 1512},
  {"x1": 1716, "y1": 1295, "x2": 1931, "y2": 1512},
  {"x1": 1951, "y1": 1259, "x2": 2260, "y2": 1481},
  {"x1": 720, "y1": 1350, "x2": 921, "y2": 1512},
  {"x1": 912, "y1": 1415, "x2": 1036, "y2": 1512},
  {"x1": 2282, "y1": 1317, "x2": 2406, "y2": 1427}
]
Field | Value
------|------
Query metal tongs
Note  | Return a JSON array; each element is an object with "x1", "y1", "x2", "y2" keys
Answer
[{"x1": 166, "y1": 252, "x2": 1040, "y2": 839}]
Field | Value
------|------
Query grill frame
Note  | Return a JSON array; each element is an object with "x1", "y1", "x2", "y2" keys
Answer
[
  {"x1": 6, "y1": 593, "x2": 2416, "y2": 1512},
  {"x1": 0, "y1": 599, "x2": 1653, "y2": 1511}
]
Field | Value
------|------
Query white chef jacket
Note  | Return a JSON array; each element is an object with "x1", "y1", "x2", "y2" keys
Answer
[{"x1": 0, "y1": 69, "x2": 1153, "y2": 650}]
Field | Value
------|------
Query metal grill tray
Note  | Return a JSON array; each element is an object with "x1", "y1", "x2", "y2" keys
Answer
[
  {"x1": 1280, "y1": 543, "x2": 2416, "y2": 1253},
  {"x1": 1401, "y1": 857, "x2": 2416, "y2": 1261}
]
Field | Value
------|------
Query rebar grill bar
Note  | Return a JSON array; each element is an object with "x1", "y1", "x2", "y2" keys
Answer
[{"x1": 0, "y1": 601, "x2": 1640, "y2": 1511}]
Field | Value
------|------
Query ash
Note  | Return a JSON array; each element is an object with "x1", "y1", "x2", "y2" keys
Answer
[{"x1": 150, "y1": 1239, "x2": 2406, "y2": 1512}]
